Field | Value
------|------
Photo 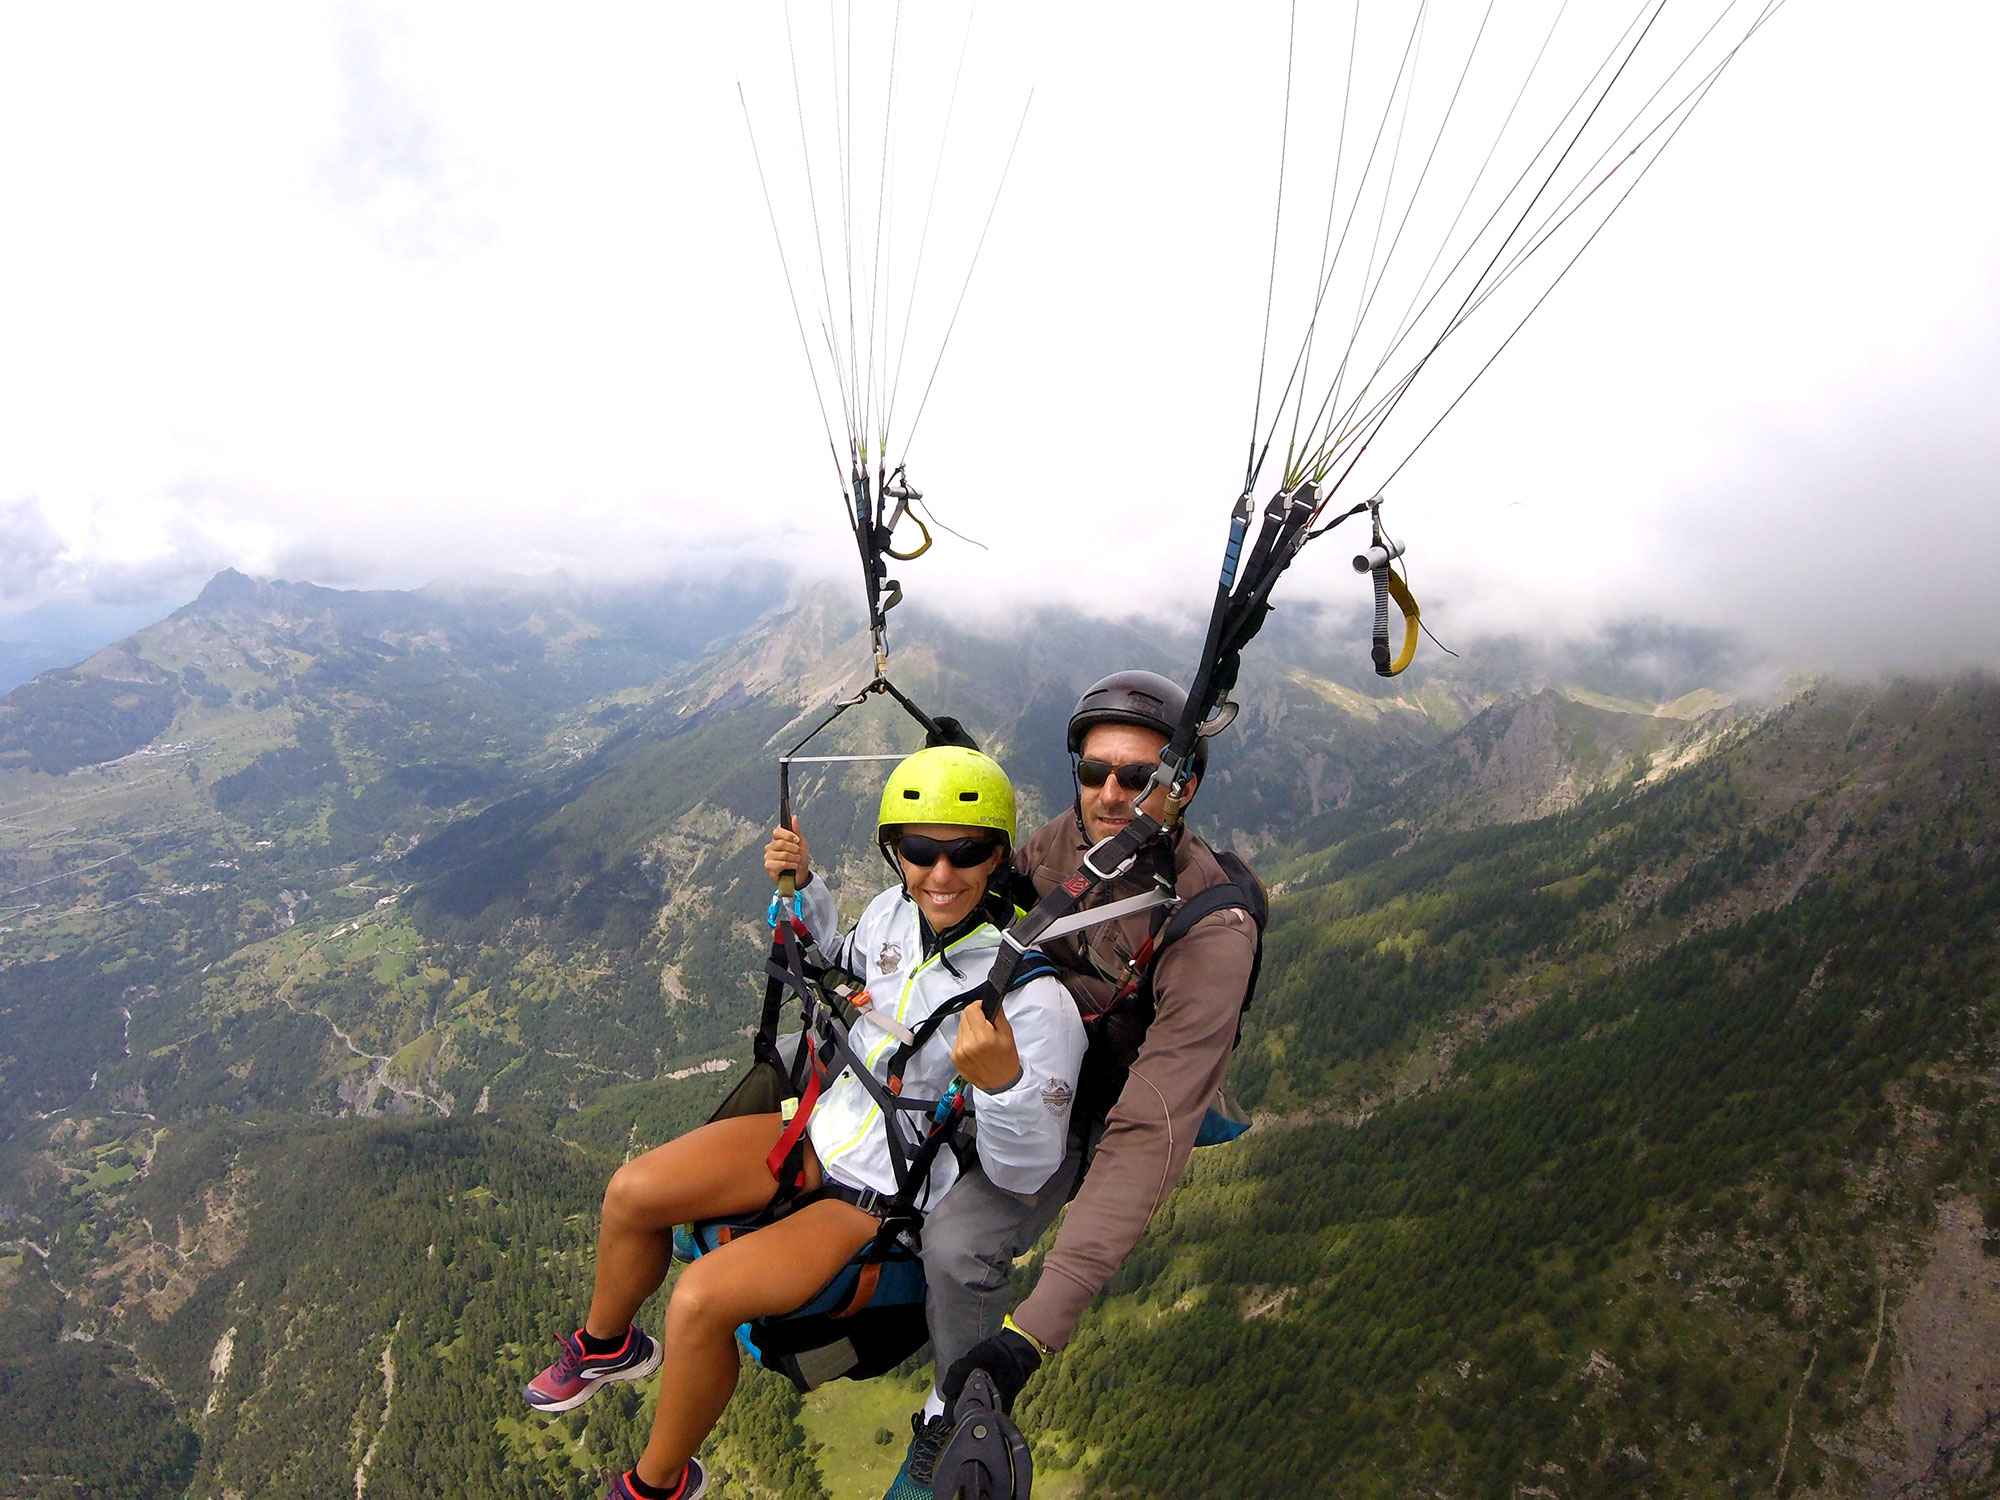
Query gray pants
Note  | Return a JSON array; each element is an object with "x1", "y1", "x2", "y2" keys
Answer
[{"x1": 920, "y1": 1146, "x2": 1083, "y2": 1382}]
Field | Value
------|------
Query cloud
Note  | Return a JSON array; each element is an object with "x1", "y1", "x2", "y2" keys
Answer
[
  {"x1": 1627, "y1": 291, "x2": 2000, "y2": 674},
  {"x1": 0, "y1": 2, "x2": 1992, "y2": 683},
  {"x1": 316, "y1": 5, "x2": 489, "y2": 259},
  {"x1": 0, "y1": 469, "x2": 809, "y2": 619},
  {"x1": 0, "y1": 497, "x2": 69, "y2": 597},
  {"x1": 0, "y1": 490, "x2": 263, "y2": 610}
]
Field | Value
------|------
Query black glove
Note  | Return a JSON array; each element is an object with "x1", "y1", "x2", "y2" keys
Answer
[
  {"x1": 925, "y1": 715, "x2": 980, "y2": 751},
  {"x1": 942, "y1": 1327, "x2": 1042, "y2": 1417}
]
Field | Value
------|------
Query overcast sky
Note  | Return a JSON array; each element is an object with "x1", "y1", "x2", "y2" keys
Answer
[{"x1": 1, "y1": 2, "x2": 1994, "y2": 673}]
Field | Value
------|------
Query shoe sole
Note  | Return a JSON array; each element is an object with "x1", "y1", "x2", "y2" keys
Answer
[
  {"x1": 614, "y1": 1458, "x2": 708, "y2": 1500},
  {"x1": 525, "y1": 1339, "x2": 664, "y2": 1415}
]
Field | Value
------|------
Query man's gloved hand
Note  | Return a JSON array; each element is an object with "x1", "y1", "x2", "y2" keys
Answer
[{"x1": 942, "y1": 1324, "x2": 1043, "y2": 1417}]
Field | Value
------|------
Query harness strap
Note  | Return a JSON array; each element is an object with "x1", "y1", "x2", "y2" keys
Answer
[
  {"x1": 758, "y1": 910, "x2": 927, "y2": 1193},
  {"x1": 830, "y1": 1260, "x2": 884, "y2": 1319},
  {"x1": 853, "y1": 948, "x2": 1063, "y2": 1248},
  {"x1": 1094, "y1": 933, "x2": 1158, "y2": 1021},
  {"x1": 803, "y1": 1011, "x2": 926, "y2": 1197},
  {"x1": 985, "y1": 822, "x2": 1168, "y2": 1002},
  {"x1": 887, "y1": 986, "x2": 986, "y2": 1086},
  {"x1": 1047, "y1": 840, "x2": 1180, "y2": 1021},
  {"x1": 885, "y1": 955, "x2": 1062, "y2": 1085},
  {"x1": 809, "y1": 1176, "x2": 912, "y2": 1225},
  {"x1": 868, "y1": 1093, "x2": 967, "y2": 1249},
  {"x1": 765, "y1": 1065, "x2": 824, "y2": 1182},
  {"x1": 770, "y1": 954, "x2": 1014, "y2": 1200},
  {"x1": 847, "y1": 995, "x2": 917, "y2": 1046},
  {"x1": 805, "y1": 1059, "x2": 973, "y2": 1253},
  {"x1": 756, "y1": 893, "x2": 1063, "y2": 1254},
  {"x1": 1031, "y1": 887, "x2": 1177, "y2": 946}
]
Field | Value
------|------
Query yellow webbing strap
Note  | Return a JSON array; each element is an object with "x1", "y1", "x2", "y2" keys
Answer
[
  {"x1": 885, "y1": 511, "x2": 933, "y2": 561},
  {"x1": 1379, "y1": 566, "x2": 1420, "y2": 677}
]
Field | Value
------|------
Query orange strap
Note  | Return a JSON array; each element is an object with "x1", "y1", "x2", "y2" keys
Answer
[{"x1": 830, "y1": 1260, "x2": 883, "y2": 1320}]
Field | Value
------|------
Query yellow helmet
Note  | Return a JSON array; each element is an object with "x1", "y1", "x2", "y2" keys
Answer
[{"x1": 877, "y1": 745, "x2": 1016, "y2": 845}]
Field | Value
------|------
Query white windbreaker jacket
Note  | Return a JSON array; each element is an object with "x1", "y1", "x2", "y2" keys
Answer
[{"x1": 794, "y1": 876, "x2": 1085, "y2": 1209}]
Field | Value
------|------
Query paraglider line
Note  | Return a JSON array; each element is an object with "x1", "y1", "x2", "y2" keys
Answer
[
  {"x1": 1245, "y1": 0, "x2": 1300, "y2": 500},
  {"x1": 901, "y1": 89, "x2": 1034, "y2": 458},
  {"x1": 884, "y1": 1, "x2": 978, "y2": 447},
  {"x1": 1376, "y1": 1, "x2": 1780, "y2": 495},
  {"x1": 783, "y1": 3, "x2": 857, "y2": 442},
  {"x1": 739, "y1": 83, "x2": 847, "y2": 488}
]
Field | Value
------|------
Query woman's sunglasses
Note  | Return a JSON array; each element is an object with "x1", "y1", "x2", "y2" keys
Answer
[
  {"x1": 892, "y1": 833, "x2": 1000, "y2": 868},
  {"x1": 1073, "y1": 758, "x2": 1157, "y2": 792}
]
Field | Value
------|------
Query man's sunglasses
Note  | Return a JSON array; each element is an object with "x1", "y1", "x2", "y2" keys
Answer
[
  {"x1": 892, "y1": 833, "x2": 1000, "y2": 869},
  {"x1": 1074, "y1": 758, "x2": 1157, "y2": 792}
]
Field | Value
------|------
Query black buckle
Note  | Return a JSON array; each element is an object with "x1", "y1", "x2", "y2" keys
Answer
[{"x1": 825, "y1": 1182, "x2": 891, "y2": 1220}]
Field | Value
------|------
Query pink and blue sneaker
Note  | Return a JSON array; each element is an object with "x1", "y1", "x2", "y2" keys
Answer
[{"x1": 523, "y1": 1326, "x2": 661, "y2": 1414}]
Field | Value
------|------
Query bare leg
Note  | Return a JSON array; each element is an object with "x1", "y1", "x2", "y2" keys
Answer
[
  {"x1": 634, "y1": 1198, "x2": 878, "y2": 1487},
  {"x1": 583, "y1": 1113, "x2": 797, "y2": 1341}
]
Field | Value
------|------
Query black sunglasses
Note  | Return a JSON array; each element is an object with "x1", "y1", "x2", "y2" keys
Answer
[
  {"x1": 892, "y1": 833, "x2": 1000, "y2": 869},
  {"x1": 1074, "y1": 758, "x2": 1156, "y2": 792}
]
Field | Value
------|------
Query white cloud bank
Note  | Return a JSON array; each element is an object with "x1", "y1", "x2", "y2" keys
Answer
[{"x1": 0, "y1": 2, "x2": 1994, "y2": 674}]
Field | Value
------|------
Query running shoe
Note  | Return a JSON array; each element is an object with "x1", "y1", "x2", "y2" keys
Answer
[
  {"x1": 523, "y1": 1326, "x2": 661, "y2": 1414},
  {"x1": 883, "y1": 1410, "x2": 951, "y2": 1500},
  {"x1": 607, "y1": 1458, "x2": 707, "y2": 1500}
]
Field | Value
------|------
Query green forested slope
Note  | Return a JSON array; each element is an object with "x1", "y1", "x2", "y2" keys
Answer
[
  {"x1": 4, "y1": 1092, "x2": 829, "y2": 1499},
  {"x1": 1014, "y1": 676, "x2": 1999, "y2": 1497},
  {"x1": 1031, "y1": 799, "x2": 1996, "y2": 1495}
]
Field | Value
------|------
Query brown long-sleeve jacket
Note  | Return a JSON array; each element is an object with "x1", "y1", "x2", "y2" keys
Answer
[{"x1": 1009, "y1": 812, "x2": 1259, "y2": 1351}]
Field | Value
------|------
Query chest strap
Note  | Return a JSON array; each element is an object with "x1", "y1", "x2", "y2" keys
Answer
[{"x1": 1029, "y1": 886, "x2": 1177, "y2": 947}]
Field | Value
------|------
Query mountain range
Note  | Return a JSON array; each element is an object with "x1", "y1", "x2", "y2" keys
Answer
[{"x1": 0, "y1": 569, "x2": 1992, "y2": 1499}]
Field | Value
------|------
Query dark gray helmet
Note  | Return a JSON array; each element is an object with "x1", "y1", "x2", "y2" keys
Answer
[{"x1": 1067, "y1": 669, "x2": 1207, "y2": 778}]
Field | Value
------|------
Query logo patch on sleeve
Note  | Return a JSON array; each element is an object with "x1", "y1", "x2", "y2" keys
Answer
[{"x1": 1041, "y1": 1078, "x2": 1076, "y2": 1117}]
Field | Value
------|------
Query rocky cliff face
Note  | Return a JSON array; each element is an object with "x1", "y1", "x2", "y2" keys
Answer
[
  {"x1": 1419, "y1": 685, "x2": 1741, "y2": 827},
  {"x1": 1889, "y1": 1199, "x2": 2000, "y2": 1496}
]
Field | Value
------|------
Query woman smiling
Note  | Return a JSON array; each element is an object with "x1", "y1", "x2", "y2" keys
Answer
[{"x1": 521, "y1": 746, "x2": 1084, "y2": 1500}]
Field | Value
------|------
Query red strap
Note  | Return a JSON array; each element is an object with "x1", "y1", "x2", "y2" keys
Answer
[{"x1": 765, "y1": 1066, "x2": 823, "y2": 1183}]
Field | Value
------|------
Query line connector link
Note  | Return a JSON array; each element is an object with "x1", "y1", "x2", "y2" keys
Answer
[{"x1": 1360, "y1": 499, "x2": 1421, "y2": 678}]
